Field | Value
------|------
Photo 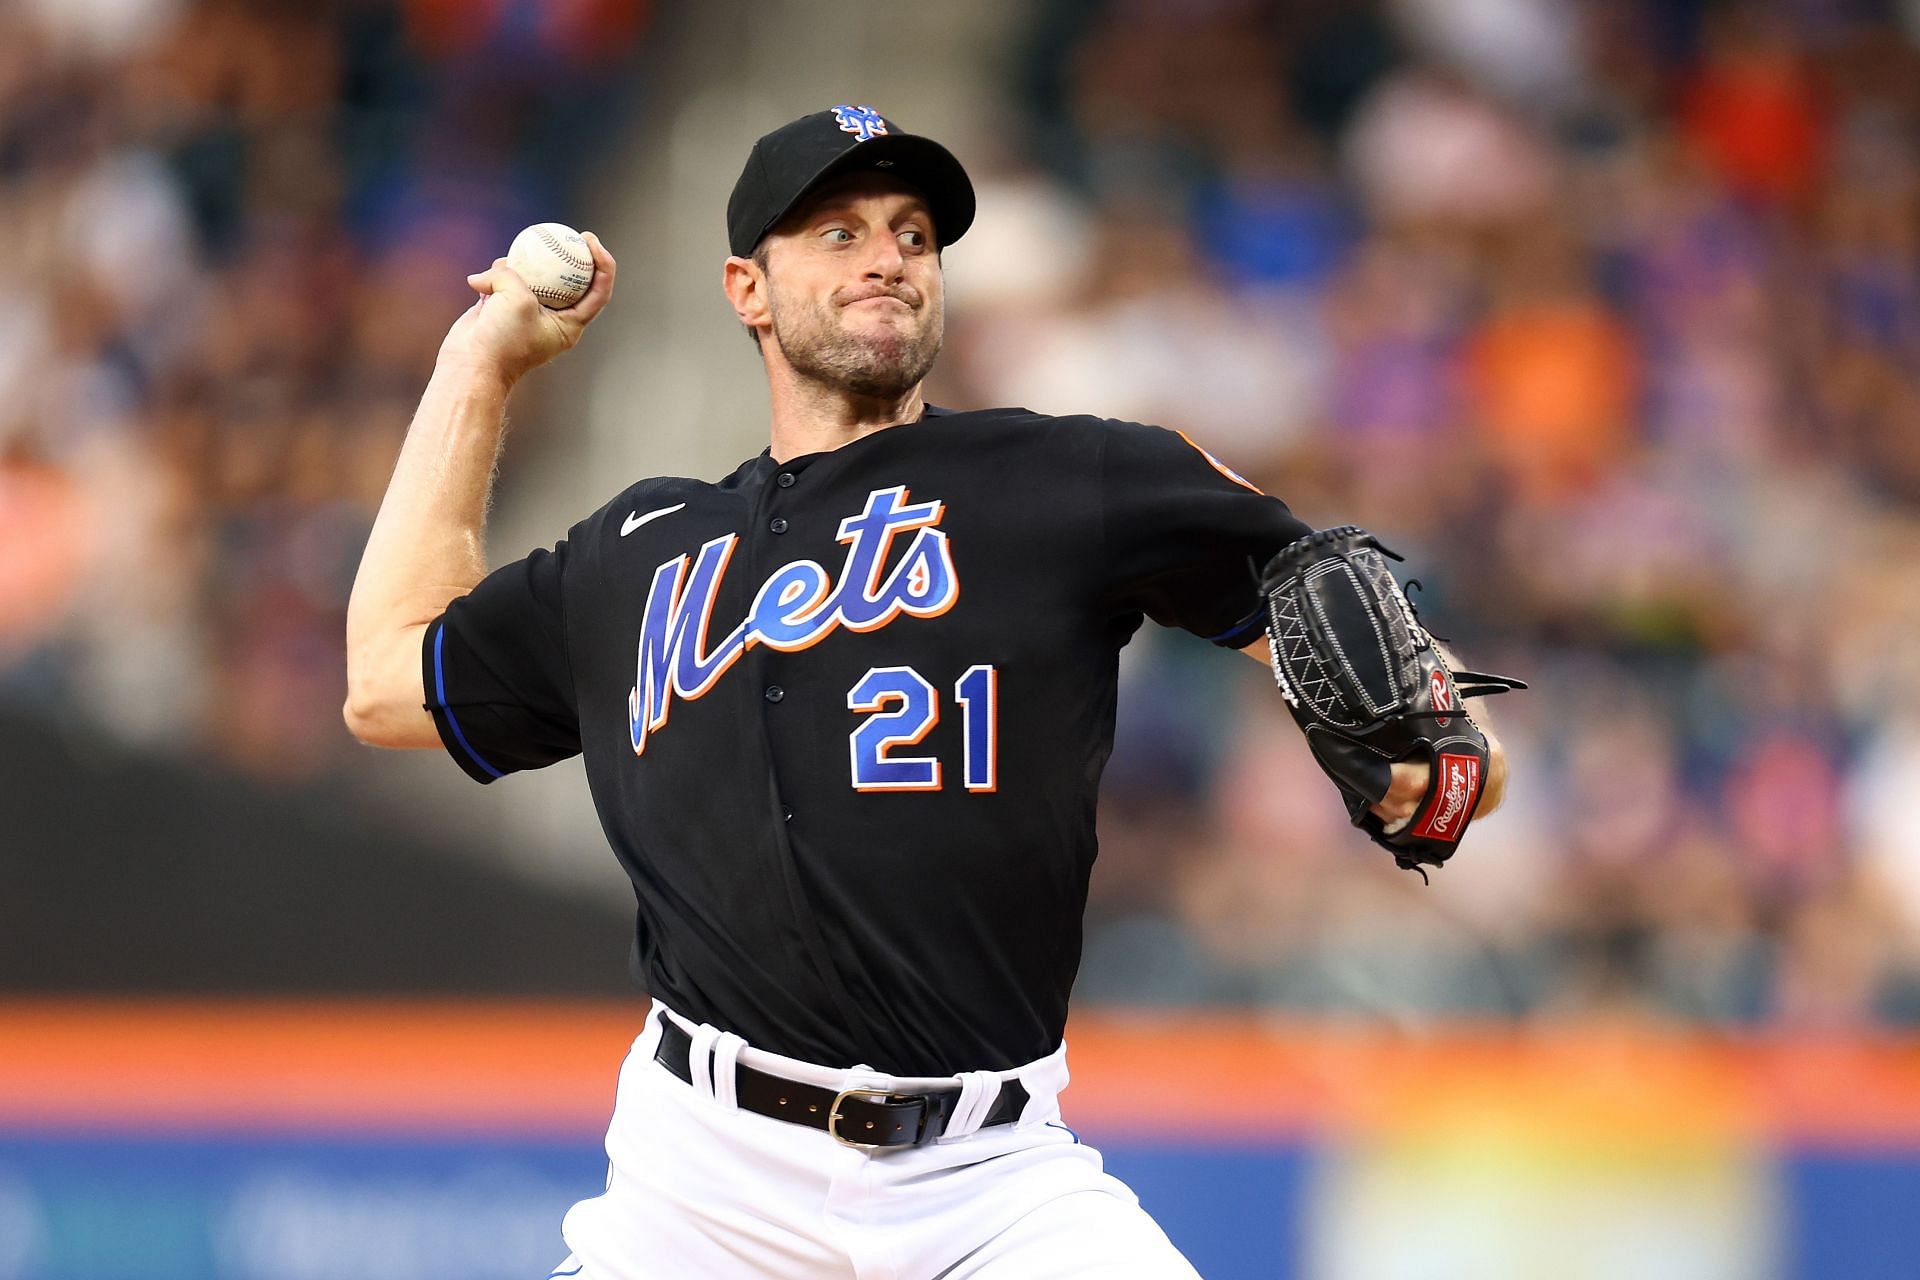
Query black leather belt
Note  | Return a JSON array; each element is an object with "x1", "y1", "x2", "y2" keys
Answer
[{"x1": 652, "y1": 1015, "x2": 1030, "y2": 1149}]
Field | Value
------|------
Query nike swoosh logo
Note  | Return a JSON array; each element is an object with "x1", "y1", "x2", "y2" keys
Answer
[{"x1": 621, "y1": 503, "x2": 686, "y2": 536}]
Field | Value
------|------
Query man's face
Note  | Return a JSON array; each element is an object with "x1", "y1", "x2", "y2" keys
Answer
[{"x1": 756, "y1": 173, "x2": 944, "y2": 398}]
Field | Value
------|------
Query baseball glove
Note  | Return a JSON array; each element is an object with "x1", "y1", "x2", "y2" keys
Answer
[{"x1": 1259, "y1": 526, "x2": 1525, "y2": 876}]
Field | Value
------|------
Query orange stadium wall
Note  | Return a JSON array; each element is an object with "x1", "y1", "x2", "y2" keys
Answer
[{"x1": 3, "y1": 1002, "x2": 1919, "y2": 1279}]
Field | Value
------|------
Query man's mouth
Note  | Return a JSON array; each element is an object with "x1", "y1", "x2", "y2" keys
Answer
[{"x1": 841, "y1": 291, "x2": 915, "y2": 311}]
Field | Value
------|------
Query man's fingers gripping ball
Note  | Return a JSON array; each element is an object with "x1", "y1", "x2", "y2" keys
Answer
[
  {"x1": 463, "y1": 259, "x2": 535, "y2": 319},
  {"x1": 466, "y1": 257, "x2": 510, "y2": 292},
  {"x1": 546, "y1": 231, "x2": 617, "y2": 328}
]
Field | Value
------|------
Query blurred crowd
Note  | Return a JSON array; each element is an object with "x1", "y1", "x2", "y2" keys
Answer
[
  {"x1": 0, "y1": 0, "x2": 647, "y2": 774},
  {"x1": 8, "y1": 0, "x2": 1920, "y2": 1030},
  {"x1": 933, "y1": 0, "x2": 1920, "y2": 1029}
]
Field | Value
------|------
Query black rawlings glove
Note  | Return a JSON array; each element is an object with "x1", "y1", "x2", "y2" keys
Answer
[{"x1": 1259, "y1": 526, "x2": 1525, "y2": 875}]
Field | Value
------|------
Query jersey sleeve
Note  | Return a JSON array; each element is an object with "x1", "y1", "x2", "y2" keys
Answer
[
  {"x1": 421, "y1": 541, "x2": 581, "y2": 784},
  {"x1": 1100, "y1": 420, "x2": 1312, "y2": 646}
]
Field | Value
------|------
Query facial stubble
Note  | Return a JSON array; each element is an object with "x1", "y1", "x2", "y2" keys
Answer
[{"x1": 767, "y1": 281, "x2": 944, "y2": 400}]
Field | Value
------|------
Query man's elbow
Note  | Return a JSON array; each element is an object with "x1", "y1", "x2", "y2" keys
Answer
[
  {"x1": 342, "y1": 621, "x2": 440, "y2": 748},
  {"x1": 342, "y1": 662, "x2": 435, "y2": 749},
  {"x1": 343, "y1": 687, "x2": 406, "y2": 748},
  {"x1": 343, "y1": 696, "x2": 440, "y2": 750},
  {"x1": 340, "y1": 688, "x2": 376, "y2": 743}
]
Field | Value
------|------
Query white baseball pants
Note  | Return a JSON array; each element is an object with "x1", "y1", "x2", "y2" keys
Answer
[{"x1": 548, "y1": 1002, "x2": 1201, "y2": 1279}]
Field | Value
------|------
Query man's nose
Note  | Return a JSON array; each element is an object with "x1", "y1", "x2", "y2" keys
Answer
[{"x1": 862, "y1": 232, "x2": 904, "y2": 279}]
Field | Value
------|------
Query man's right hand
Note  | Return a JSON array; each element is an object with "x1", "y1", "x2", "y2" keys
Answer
[
  {"x1": 437, "y1": 231, "x2": 618, "y2": 388},
  {"x1": 345, "y1": 231, "x2": 616, "y2": 750}
]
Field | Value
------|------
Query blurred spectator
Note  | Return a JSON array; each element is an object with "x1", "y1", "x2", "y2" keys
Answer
[
  {"x1": 1462, "y1": 225, "x2": 1640, "y2": 498},
  {"x1": 1680, "y1": 5, "x2": 1825, "y2": 206},
  {"x1": 1342, "y1": 70, "x2": 1557, "y2": 227},
  {"x1": 0, "y1": 461, "x2": 91, "y2": 658}
]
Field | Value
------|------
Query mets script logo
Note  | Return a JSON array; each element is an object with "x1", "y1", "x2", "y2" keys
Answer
[
  {"x1": 832, "y1": 104, "x2": 889, "y2": 141},
  {"x1": 627, "y1": 486, "x2": 955, "y2": 756}
]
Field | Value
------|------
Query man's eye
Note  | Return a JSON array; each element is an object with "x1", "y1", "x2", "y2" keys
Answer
[
  {"x1": 899, "y1": 229, "x2": 925, "y2": 248},
  {"x1": 823, "y1": 228, "x2": 854, "y2": 243}
]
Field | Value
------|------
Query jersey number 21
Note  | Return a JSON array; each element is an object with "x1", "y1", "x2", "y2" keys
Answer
[{"x1": 847, "y1": 665, "x2": 996, "y2": 793}]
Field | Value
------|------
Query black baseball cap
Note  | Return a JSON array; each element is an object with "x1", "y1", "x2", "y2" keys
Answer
[{"x1": 727, "y1": 105, "x2": 975, "y2": 259}]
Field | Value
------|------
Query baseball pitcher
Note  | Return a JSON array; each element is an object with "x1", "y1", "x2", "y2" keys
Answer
[{"x1": 345, "y1": 105, "x2": 1517, "y2": 1279}]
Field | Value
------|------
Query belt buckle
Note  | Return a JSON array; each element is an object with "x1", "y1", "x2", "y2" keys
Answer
[{"x1": 827, "y1": 1086, "x2": 922, "y2": 1149}]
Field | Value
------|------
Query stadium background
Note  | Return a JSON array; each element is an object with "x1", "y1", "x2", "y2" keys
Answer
[{"x1": 4, "y1": 0, "x2": 1920, "y2": 1275}]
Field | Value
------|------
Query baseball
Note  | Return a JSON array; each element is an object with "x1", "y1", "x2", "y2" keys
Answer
[{"x1": 507, "y1": 222, "x2": 595, "y2": 308}]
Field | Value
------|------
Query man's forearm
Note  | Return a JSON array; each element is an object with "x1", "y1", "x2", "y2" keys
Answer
[{"x1": 343, "y1": 362, "x2": 513, "y2": 746}]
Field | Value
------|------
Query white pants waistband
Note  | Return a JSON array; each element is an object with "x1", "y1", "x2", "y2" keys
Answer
[{"x1": 648, "y1": 999, "x2": 1071, "y2": 1135}]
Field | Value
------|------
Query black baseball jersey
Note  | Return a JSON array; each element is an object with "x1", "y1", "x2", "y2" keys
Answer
[{"x1": 423, "y1": 407, "x2": 1310, "y2": 1076}]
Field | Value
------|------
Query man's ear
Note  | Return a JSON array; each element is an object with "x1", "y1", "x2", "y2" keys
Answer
[{"x1": 723, "y1": 255, "x2": 770, "y2": 333}]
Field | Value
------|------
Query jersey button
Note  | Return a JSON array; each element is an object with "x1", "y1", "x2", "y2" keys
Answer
[
  {"x1": 769, "y1": 517, "x2": 789, "y2": 534},
  {"x1": 764, "y1": 685, "x2": 785, "y2": 703},
  {"x1": 776, "y1": 472, "x2": 796, "y2": 488}
]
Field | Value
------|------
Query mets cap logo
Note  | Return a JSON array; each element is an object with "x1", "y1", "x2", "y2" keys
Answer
[{"x1": 833, "y1": 104, "x2": 889, "y2": 142}]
